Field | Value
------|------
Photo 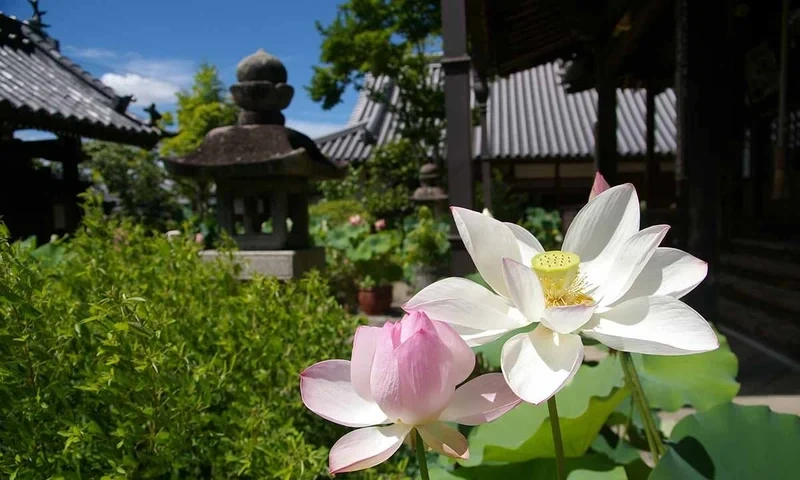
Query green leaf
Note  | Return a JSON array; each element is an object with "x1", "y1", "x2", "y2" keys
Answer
[
  {"x1": 463, "y1": 355, "x2": 627, "y2": 465},
  {"x1": 650, "y1": 447, "x2": 708, "y2": 480},
  {"x1": 631, "y1": 330, "x2": 739, "y2": 412},
  {"x1": 651, "y1": 402, "x2": 800, "y2": 480},
  {"x1": 430, "y1": 454, "x2": 625, "y2": 479}
]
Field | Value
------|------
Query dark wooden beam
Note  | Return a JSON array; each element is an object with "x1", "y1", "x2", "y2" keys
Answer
[
  {"x1": 773, "y1": 0, "x2": 790, "y2": 200},
  {"x1": 644, "y1": 82, "x2": 659, "y2": 224},
  {"x1": 604, "y1": 0, "x2": 670, "y2": 78},
  {"x1": 441, "y1": 0, "x2": 475, "y2": 276},
  {"x1": 474, "y1": 72, "x2": 492, "y2": 210},
  {"x1": 12, "y1": 138, "x2": 88, "y2": 163},
  {"x1": 675, "y1": 0, "x2": 734, "y2": 323},
  {"x1": 594, "y1": 73, "x2": 618, "y2": 186},
  {"x1": 60, "y1": 137, "x2": 83, "y2": 233}
]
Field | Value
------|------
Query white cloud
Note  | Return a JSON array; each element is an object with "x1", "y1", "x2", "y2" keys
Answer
[
  {"x1": 285, "y1": 119, "x2": 347, "y2": 138},
  {"x1": 63, "y1": 46, "x2": 118, "y2": 60},
  {"x1": 64, "y1": 45, "x2": 195, "y2": 107},
  {"x1": 121, "y1": 56, "x2": 195, "y2": 87},
  {"x1": 100, "y1": 73, "x2": 182, "y2": 106}
]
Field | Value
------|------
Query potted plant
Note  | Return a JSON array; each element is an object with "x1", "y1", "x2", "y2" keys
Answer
[
  {"x1": 324, "y1": 217, "x2": 403, "y2": 315},
  {"x1": 402, "y1": 206, "x2": 451, "y2": 292}
]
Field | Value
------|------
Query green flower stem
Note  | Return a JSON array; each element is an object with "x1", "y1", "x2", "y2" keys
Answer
[
  {"x1": 547, "y1": 396, "x2": 567, "y2": 480},
  {"x1": 620, "y1": 352, "x2": 665, "y2": 461},
  {"x1": 414, "y1": 429, "x2": 430, "y2": 480}
]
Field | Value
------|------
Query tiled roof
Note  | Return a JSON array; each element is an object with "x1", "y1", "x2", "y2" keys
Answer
[
  {"x1": 0, "y1": 13, "x2": 163, "y2": 147},
  {"x1": 316, "y1": 61, "x2": 676, "y2": 164}
]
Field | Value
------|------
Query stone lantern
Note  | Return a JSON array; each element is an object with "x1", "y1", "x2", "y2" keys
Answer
[
  {"x1": 410, "y1": 162, "x2": 449, "y2": 218},
  {"x1": 163, "y1": 49, "x2": 342, "y2": 279}
]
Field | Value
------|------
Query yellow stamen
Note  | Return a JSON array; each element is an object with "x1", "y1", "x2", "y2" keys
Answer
[{"x1": 531, "y1": 251, "x2": 593, "y2": 307}]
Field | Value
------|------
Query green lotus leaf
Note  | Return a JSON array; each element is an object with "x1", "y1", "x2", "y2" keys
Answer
[{"x1": 650, "y1": 402, "x2": 800, "y2": 479}]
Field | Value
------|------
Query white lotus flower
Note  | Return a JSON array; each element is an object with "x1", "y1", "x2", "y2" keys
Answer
[{"x1": 403, "y1": 181, "x2": 718, "y2": 405}]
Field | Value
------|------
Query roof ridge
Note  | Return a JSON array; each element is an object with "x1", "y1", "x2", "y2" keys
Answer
[
  {"x1": 1, "y1": 13, "x2": 121, "y2": 105},
  {"x1": 313, "y1": 120, "x2": 369, "y2": 142}
]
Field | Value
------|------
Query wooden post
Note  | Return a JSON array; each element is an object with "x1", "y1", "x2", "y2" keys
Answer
[
  {"x1": 474, "y1": 72, "x2": 492, "y2": 210},
  {"x1": 773, "y1": 0, "x2": 790, "y2": 200},
  {"x1": 675, "y1": 0, "x2": 729, "y2": 323},
  {"x1": 441, "y1": 0, "x2": 474, "y2": 276},
  {"x1": 595, "y1": 72, "x2": 618, "y2": 186},
  {"x1": 645, "y1": 83, "x2": 659, "y2": 224},
  {"x1": 61, "y1": 137, "x2": 82, "y2": 233}
]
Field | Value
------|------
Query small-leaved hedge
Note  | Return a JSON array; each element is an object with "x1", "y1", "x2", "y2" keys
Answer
[{"x1": 0, "y1": 197, "x2": 408, "y2": 479}]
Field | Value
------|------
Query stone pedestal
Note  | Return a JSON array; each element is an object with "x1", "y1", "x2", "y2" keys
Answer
[{"x1": 200, "y1": 248, "x2": 325, "y2": 280}]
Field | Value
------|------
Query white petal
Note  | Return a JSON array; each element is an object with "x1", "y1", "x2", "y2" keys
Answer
[
  {"x1": 300, "y1": 360, "x2": 389, "y2": 428},
  {"x1": 582, "y1": 296, "x2": 719, "y2": 355},
  {"x1": 403, "y1": 277, "x2": 524, "y2": 338},
  {"x1": 541, "y1": 304, "x2": 596, "y2": 334},
  {"x1": 328, "y1": 424, "x2": 412, "y2": 474},
  {"x1": 500, "y1": 326, "x2": 584, "y2": 405},
  {"x1": 439, "y1": 373, "x2": 522, "y2": 425},
  {"x1": 610, "y1": 247, "x2": 708, "y2": 305},
  {"x1": 416, "y1": 422, "x2": 469, "y2": 459},
  {"x1": 502, "y1": 258, "x2": 546, "y2": 324},
  {"x1": 563, "y1": 184, "x2": 640, "y2": 289},
  {"x1": 350, "y1": 325, "x2": 382, "y2": 401},
  {"x1": 452, "y1": 207, "x2": 520, "y2": 298},
  {"x1": 597, "y1": 225, "x2": 670, "y2": 307},
  {"x1": 504, "y1": 222, "x2": 545, "y2": 266},
  {"x1": 447, "y1": 323, "x2": 518, "y2": 347}
]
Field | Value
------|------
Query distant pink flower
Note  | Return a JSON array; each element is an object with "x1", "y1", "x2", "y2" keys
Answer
[
  {"x1": 300, "y1": 311, "x2": 521, "y2": 474},
  {"x1": 589, "y1": 172, "x2": 611, "y2": 201},
  {"x1": 349, "y1": 215, "x2": 363, "y2": 226},
  {"x1": 374, "y1": 218, "x2": 386, "y2": 231},
  {"x1": 195, "y1": 233, "x2": 204, "y2": 244}
]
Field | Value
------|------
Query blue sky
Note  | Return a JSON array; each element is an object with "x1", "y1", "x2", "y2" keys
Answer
[{"x1": 3, "y1": 0, "x2": 357, "y2": 138}]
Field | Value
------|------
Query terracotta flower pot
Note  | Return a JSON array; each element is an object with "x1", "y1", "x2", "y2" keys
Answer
[{"x1": 358, "y1": 285, "x2": 393, "y2": 315}]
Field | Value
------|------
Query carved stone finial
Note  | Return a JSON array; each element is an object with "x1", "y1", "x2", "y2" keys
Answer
[
  {"x1": 411, "y1": 162, "x2": 448, "y2": 204},
  {"x1": 236, "y1": 49, "x2": 287, "y2": 83},
  {"x1": 230, "y1": 49, "x2": 294, "y2": 126}
]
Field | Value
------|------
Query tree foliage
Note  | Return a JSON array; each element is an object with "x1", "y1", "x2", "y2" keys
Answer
[
  {"x1": 159, "y1": 64, "x2": 239, "y2": 221},
  {"x1": 308, "y1": 0, "x2": 444, "y2": 162},
  {"x1": 83, "y1": 141, "x2": 180, "y2": 231},
  {"x1": 159, "y1": 64, "x2": 238, "y2": 158}
]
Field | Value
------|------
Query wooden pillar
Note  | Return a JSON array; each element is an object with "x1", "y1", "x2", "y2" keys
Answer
[
  {"x1": 61, "y1": 137, "x2": 82, "y2": 233},
  {"x1": 645, "y1": 83, "x2": 659, "y2": 222},
  {"x1": 773, "y1": 0, "x2": 790, "y2": 200},
  {"x1": 595, "y1": 73, "x2": 618, "y2": 186},
  {"x1": 441, "y1": 0, "x2": 474, "y2": 276},
  {"x1": 474, "y1": 72, "x2": 492, "y2": 210},
  {"x1": 675, "y1": 0, "x2": 729, "y2": 322}
]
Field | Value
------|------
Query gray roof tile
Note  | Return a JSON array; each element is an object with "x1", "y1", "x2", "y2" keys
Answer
[
  {"x1": 316, "y1": 61, "x2": 676, "y2": 163},
  {"x1": 0, "y1": 14, "x2": 162, "y2": 147}
]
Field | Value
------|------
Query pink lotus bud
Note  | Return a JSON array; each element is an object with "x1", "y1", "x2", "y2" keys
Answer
[
  {"x1": 589, "y1": 172, "x2": 611, "y2": 201},
  {"x1": 349, "y1": 214, "x2": 362, "y2": 225},
  {"x1": 299, "y1": 311, "x2": 522, "y2": 474},
  {"x1": 195, "y1": 233, "x2": 204, "y2": 244},
  {"x1": 374, "y1": 218, "x2": 386, "y2": 231}
]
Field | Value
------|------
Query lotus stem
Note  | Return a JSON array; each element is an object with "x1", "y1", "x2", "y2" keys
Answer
[
  {"x1": 414, "y1": 429, "x2": 430, "y2": 480},
  {"x1": 620, "y1": 352, "x2": 666, "y2": 461},
  {"x1": 547, "y1": 396, "x2": 567, "y2": 480}
]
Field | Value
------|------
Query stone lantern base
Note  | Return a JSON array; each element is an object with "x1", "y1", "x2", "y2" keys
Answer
[{"x1": 199, "y1": 247, "x2": 325, "y2": 280}]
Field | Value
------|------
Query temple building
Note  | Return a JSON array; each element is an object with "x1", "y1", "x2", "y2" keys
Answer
[{"x1": 0, "y1": 5, "x2": 166, "y2": 243}]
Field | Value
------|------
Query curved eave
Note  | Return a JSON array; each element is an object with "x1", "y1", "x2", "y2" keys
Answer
[{"x1": 0, "y1": 101, "x2": 165, "y2": 149}]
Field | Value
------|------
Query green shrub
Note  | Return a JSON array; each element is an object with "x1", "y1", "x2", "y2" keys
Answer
[
  {"x1": 0, "y1": 197, "x2": 408, "y2": 479},
  {"x1": 309, "y1": 199, "x2": 371, "y2": 227}
]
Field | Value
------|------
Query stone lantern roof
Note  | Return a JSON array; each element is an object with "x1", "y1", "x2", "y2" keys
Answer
[{"x1": 163, "y1": 49, "x2": 342, "y2": 180}]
